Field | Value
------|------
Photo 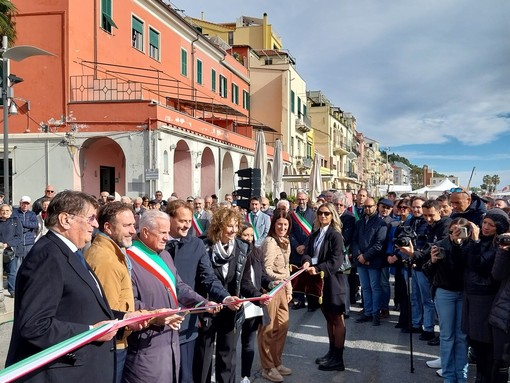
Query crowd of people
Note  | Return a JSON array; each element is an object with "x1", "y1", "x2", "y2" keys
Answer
[{"x1": 2, "y1": 184, "x2": 510, "y2": 383}]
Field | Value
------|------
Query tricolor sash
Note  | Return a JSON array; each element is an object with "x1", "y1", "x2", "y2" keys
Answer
[
  {"x1": 127, "y1": 240, "x2": 178, "y2": 306},
  {"x1": 246, "y1": 213, "x2": 260, "y2": 241},
  {"x1": 192, "y1": 214, "x2": 205, "y2": 236},
  {"x1": 290, "y1": 210, "x2": 312, "y2": 236}
]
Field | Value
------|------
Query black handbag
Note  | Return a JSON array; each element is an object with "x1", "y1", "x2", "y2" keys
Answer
[{"x1": 3, "y1": 248, "x2": 15, "y2": 263}]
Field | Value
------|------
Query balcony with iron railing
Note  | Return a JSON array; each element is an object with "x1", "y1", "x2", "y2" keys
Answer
[{"x1": 333, "y1": 140, "x2": 350, "y2": 156}]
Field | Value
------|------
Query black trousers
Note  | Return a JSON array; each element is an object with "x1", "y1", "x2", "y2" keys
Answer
[
  {"x1": 193, "y1": 315, "x2": 240, "y2": 383},
  {"x1": 240, "y1": 316, "x2": 262, "y2": 378}
]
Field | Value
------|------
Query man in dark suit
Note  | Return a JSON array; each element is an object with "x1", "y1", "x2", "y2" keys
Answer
[
  {"x1": 289, "y1": 191, "x2": 316, "y2": 310},
  {"x1": 6, "y1": 190, "x2": 120, "y2": 383}
]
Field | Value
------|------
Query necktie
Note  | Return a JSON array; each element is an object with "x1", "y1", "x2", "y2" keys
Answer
[
  {"x1": 252, "y1": 212, "x2": 257, "y2": 225},
  {"x1": 75, "y1": 250, "x2": 88, "y2": 270},
  {"x1": 168, "y1": 240, "x2": 179, "y2": 259}
]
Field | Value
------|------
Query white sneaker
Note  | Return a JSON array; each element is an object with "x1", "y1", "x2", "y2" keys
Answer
[
  {"x1": 426, "y1": 357, "x2": 441, "y2": 369},
  {"x1": 240, "y1": 377, "x2": 250, "y2": 383},
  {"x1": 436, "y1": 369, "x2": 443, "y2": 377}
]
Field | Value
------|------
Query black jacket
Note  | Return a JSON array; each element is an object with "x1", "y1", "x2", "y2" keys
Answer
[
  {"x1": 489, "y1": 246, "x2": 510, "y2": 332},
  {"x1": 351, "y1": 214, "x2": 388, "y2": 269},
  {"x1": 422, "y1": 236, "x2": 466, "y2": 292},
  {"x1": 463, "y1": 236, "x2": 499, "y2": 296}
]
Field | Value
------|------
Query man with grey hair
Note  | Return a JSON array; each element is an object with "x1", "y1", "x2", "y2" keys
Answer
[
  {"x1": 124, "y1": 209, "x2": 214, "y2": 383},
  {"x1": 276, "y1": 199, "x2": 290, "y2": 215},
  {"x1": 290, "y1": 191, "x2": 316, "y2": 310},
  {"x1": 190, "y1": 197, "x2": 212, "y2": 238}
]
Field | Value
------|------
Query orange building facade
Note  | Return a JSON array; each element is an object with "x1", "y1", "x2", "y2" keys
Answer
[{"x1": 2, "y1": 0, "x2": 288, "y2": 201}]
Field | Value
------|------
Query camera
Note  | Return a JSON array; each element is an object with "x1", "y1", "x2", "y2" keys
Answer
[
  {"x1": 495, "y1": 234, "x2": 510, "y2": 246},
  {"x1": 392, "y1": 226, "x2": 417, "y2": 247}
]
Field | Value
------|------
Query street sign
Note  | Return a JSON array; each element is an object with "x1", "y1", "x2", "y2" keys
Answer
[{"x1": 145, "y1": 168, "x2": 159, "y2": 180}]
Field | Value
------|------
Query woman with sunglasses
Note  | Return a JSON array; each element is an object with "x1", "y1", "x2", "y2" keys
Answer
[{"x1": 302, "y1": 202, "x2": 346, "y2": 372}]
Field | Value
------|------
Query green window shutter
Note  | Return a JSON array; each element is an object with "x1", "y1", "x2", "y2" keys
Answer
[
  {"x1": 149, "y1": 29, "x2": 159, "y2": 48},
  {"x1": 101, "y1": 0, "x2": 117, "y2": 30},
  {"x1": 197, "y1": 60, "x2": 203, "y2": 84},
  {"x1": 211, "y1": 69, "x2": 216, "y2": 92},
  {"x1": 132, "y1": 17, "x2": 143, "y2": 34},
  {"x1": 298, "y1": 97, "x2": 302, "y2": 116},
  {"x1": 303, "y1": 105, "x2": 307, "y2": 117},
  {"x1": 181, "y1": 49, "x2": 188, "y2": 76},
  {"x1": 291, "y1": 90, "x2": 295, "y2": 113}
]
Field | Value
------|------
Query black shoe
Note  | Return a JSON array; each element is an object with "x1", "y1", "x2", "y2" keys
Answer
[
  {"x1": 394, "y1": 322, "x2": 406, "y2": 329},
  {"x1": 419, "y1": 331, "x2": 435, "y2": 341},
  {"x1": 427, "y1": 336, "x2": 440, "y2": 346},
  {"x1": 372, "y1": 315, "x2": 381, "y2": 326},
  {"x1": 355, "y1": 315, "x2": 373, "y2": 323},
  {"x1": 318, "y1": 348, "x2": 345, "y2": 371},
  {"x1": 380, "y1": 309, "x2": 389, "y2": 319},
  {"x1": 315, "y1": 350, "x2": 333, "y2": 365},
  {"x1": 291, "y1": 301, "x2": 306, "y2": 310}
]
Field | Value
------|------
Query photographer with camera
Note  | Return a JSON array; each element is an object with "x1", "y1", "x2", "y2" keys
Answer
[
  {"x1": 423, "y1": 217, "x2": 475, "y2": 383},
  {"x1": 489, "y1": 222, "x2": 510, "y2": 383},
  {"x1": 395, "y1": 197, "x2": 434, "y2": 339},
  {"x1": 461, "y1": 208, "x2": 509, "y2": 383}
]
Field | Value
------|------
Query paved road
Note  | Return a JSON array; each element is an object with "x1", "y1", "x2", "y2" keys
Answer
[{"x1": 0, "y1": 292, "x2": 475, "y2": 382}]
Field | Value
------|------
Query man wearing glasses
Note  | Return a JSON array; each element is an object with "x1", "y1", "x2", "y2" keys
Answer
[
  {"x1": 32, "y1": 185, "x2": 56, "y2": 215},
  {"x1": 351, "y1": 197, "x2": 388, "y2": 326},
  {"x1": 6, "y1": 190, "x2": 123, "y2": 382}
]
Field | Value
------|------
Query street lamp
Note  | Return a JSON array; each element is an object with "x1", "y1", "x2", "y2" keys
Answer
[
  {"x1": 0, "y1": 36, "x2": 53, "y2": 313},
  {"x1": 1, "y1": 37, "x2": 53, "y2": 203}
]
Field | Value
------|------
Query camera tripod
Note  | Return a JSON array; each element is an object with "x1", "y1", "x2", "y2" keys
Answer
[{"x1": 403, "y1": 259, "x2": 415, "y2": 373}]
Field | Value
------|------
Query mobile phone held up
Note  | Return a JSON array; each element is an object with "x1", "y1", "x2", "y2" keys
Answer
[{"x1": 458, "y1": 227, "x2": 469, "y2": 239}]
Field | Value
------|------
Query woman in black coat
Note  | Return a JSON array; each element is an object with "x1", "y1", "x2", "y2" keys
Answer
[
  {"x1": 302, "y1": 202, "x2": 346, "y2": 372},
  {"x1": 194, "y1": 208, "x2": 270, "y2": 383},
  {"x1": 488, "y1": 228, "x2": 510, "y2": 383},
  {"x1": 462, "y1": 208, "x2": 508, "y2": 383}
]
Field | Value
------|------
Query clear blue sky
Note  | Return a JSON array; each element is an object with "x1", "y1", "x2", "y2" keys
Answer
[{"x1": 175, "y1": 0, "x2": 510, "y2": 190}]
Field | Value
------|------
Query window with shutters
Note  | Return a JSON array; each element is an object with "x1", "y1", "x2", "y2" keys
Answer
[
  {"x1": 196, "y1": 59, "x2": 203, "y2": 84},
  {"x1": 132, "y1": 16, "x2": 144, "y2": 51},
  {"x1": 101, "y1": 0, "x2": 117, "y2": 33},
  {"x1": 181, "y1": 49, "x2": 188, "y2": 76},
  {"x1": 149, "y1": 28, "x2": 160, "y2": 60}
]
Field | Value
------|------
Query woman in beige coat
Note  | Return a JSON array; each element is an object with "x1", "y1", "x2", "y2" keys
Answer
[{"x1": 258, "y1": 210, "x2": 292, "y2": 382}]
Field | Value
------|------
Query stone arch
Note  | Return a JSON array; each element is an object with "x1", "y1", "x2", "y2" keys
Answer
[
  {"x1": 199, "y1": 147, "x2": 215, "y2": 197},
  {"x1": 80, "y1": 137, "x2": 126, "y2": 196},
  {"x1": 221, "y1": 152, "x2": 234, "y2": 196},
  {"x1": 173, "y1": 140, "x2": 192, "y2": 198}
]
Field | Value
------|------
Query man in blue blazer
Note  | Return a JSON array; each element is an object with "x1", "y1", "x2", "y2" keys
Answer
[{"x1": 247, "y1": 197, "x2": 271, "y2": 248}]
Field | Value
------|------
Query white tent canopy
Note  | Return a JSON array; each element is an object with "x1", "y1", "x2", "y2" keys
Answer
[
  {"x1": 428, "y1": 178, "x2": 459, "y2": 192},
  {"x1": 411, "y1": 186, "x2": 430, "y2": 194}
]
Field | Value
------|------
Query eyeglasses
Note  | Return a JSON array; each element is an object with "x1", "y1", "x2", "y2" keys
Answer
[
  {"x1": 317, "y1": 211, "x2": 331, "y2": 217},
  {"x1": 46, "y1": 190, "x2": 55, "y2": 193},
  {"x1": 363, "y1": 205, "x2": 375, "y2": 208},
  {"x1": 70, "y1": 213, "x2": 97, "y2": 224}
]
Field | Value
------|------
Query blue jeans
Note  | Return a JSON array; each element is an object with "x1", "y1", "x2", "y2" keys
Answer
[
  {"x1": 435, "y1": 288, "x2": 468, "y2": 383},
  {"x1": 380, "y1": 267, "x2": 390, "y2": 310},
  {"x1": 357, "y1": 266, "x2": 382, "y2": 316},
  {"x1": 402, "y1": 268, "x2": 436, "y2": 331},
  {"x1": 4, "y1": 256, "x2": 18, "y2": 295}
]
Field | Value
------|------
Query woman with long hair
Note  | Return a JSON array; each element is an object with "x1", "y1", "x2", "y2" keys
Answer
[
  {"x1": 302, "y1": 202, "x2": 346, "y2": 371},
  {"x1": 258, "y1": 211, "x2": 293, "y2": 383},
  {"x1": 194, "y1": 208, "x2": 269, "y2": 383}
]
